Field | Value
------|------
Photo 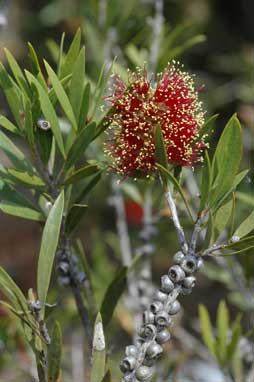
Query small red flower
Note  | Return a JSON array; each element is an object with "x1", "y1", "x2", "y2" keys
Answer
[{"x1": 105, "y1": 63, "x2": 206, "y2": 177}]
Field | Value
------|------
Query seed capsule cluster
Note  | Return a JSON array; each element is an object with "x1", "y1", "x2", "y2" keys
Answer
[
  {"x1": 120, "y1": 251, "x2": 203, "y2": 381},
  {"x1": 56, "y1": 248, "x2": 86, "y2": 287}
]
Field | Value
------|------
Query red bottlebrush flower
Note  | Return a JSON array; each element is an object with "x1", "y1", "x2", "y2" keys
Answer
[{"x1": 105, "y1": 63, "x2": 206, "y2": 177}]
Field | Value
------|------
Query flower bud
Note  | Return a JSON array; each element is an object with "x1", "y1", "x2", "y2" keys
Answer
[
  {"x1": 125, "y1": 345, "x2": 138, "y2": 358},
  {"x1": 135, "y1": 366, "x2": 153, "y2": 381},
  {"x1": 183, "y1": 276, "x2": 196, "y2": 289},
  {"x1": 181, "y1": 255, "x2": 198, "y2": 274},
  {"x1": 146, "y1": 342, "x2": 163, "y2": 359},
  {"x1": 173, "y1": 251, "x2": 185, "y2": 264},
  {"x1": 167, "y1": 300, "x2": 181, "y2": 315},
  {"x1": 160, "y1": 275, "x2": 174, "y2": 293},
  {"x1": 120, "y1": 356, "x2": 136, "y2": 372},
  {"x1": 156, "y1": 329, "x2": 171, "y2": 344},
  {"x1": 168, "y1": 265, "x2": 185, "y2": 283},
  {"x1": 155, "y1": 310, "x2": 170, "y2": 326},
  {"x1": 143, "y1": 310, "x2": 155, "y2": 324},
  {"x1": 150, "y1": 301, "x2": 164, "y2": 314}
]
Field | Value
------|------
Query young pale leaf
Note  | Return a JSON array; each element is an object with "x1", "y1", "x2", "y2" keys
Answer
[
  {"x1": 44, "y1": 61, "x2": 77, "y2": 131},
  {"x1": 4, "y1": 48, "x2": 31, "y2": 98},
  {"x1": 91, "y1": 313, "x2": 106, "y2": 382},
  {"x1": 78, "y1": 82, "x2": 90, "y2": 131},
  {"x1": 69, "y1": 47, "x2": 85, "y2": 122},
  {"x1": 0, "y1": 203, "x2": 44, "y2": 221},
  {"x1": 27, "y1": 42, "x2": 48, "y2": 90},
  {"x1": 233, "y1": 209, "x2": 254, "y2": 239},
  {"x1": 156, "y1": 163, "x2": 193, "y2": 221},
  {"x1": 100, "y1": 267, "x2": 127, "y2": 327},
  {"x1": 63, "y1": 164, "x2": 100, "y2": 186},
  {"x1": 227, "y1": 317, "x2": 242, "y2": 362},
  {"x1": 0, "y1": 63, "x2": 23, "y2": 129},
  {"x1": 25, "y1": 71, "x2": 65, "y2": 158},
  {"x1": 0, "y1": 130, "x2": 33, "y2": 172},
  {"x1": 48, "y1": 321, "x2": 62, "y2": 382},
  {"x1": 211, "y1": 115, "x2": 242, "y2": 207},
  {"x1": 65, "y1": 122, "x2": 96, "y2": 170},
  {"x1": 199, "y1": 304, "x2": 216, "y2": 356},
  {"x1": 0, "y1": 115, "x2": 21, "y2": 135},
  {"x1": 60, "y1": 29, "x2": 81, "y2": 79},
  {"x1": 216, "y1": 300, "x2": 229, "y2": 365},
  {"x1": 37, "y1": 191, "x2": 64, "y2": 315}
]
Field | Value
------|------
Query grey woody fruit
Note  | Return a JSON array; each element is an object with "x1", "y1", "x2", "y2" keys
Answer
[
  {"x1": 160, "y1": 275, "x2": 174, "y2": 293},
  {"x1": 168, "y1": 265, "x2": 185, "y2": 283},
  {"x1": 125, "y1": 345, "x2": 138, "y2": 358},
  {"x1": 143, "y1": 358, "x2": 155, "y2": 367},
  {"x1": 146, "y1": 342, "x2": 163, "y2": 359},
  {"x1": 180, "y1": 287, "x2": 192, "y2": 295},
  {"x1": 181, "y1": 255, "x2": 198, "y2": 274},
  {"x1": 58, "y1": 261, "x2": 69, "y2": 274},
  {"x1": 143, "y1": 310, "x2": 155, "y2": 324},
  {"x1": 155, "y1": 290, "x2": 168, "y2": 303},
  {"x1": 120, "y1": 356, "x2": 136, "y2": 372},
  {"x1": 173, "y1": 251, "x2": 185, "y2": 264},
  {"x1": 156, "y1": 329, "x2": 171, "y2": 344},
  {"x1": 183, "y1": 276, "x2": 196, "y2": 289},
  {"x1": 197, "y1": 257, "x2": 204, "y2": 269},
  {"x1": 167, "y1": 300, "x2": 181, "y2": 315},
  {"x1": 37, "y1": 119, "x2": 51, "y2": 131},
  {"x1": 139, "y1": 324, "x2": 157, "y2": 338},
  {"x1": 155, "y1": 310, "x2": 170, "y2": 326},
  {"x1": 150, "y1": 300, "x2": 164, "y2": 314},
  {"x1": 57, "y1": 275, "x2": 70, "y2": 286},
  {"x1": 135, "y1": 366, "x2": 152, "y2": 381}
]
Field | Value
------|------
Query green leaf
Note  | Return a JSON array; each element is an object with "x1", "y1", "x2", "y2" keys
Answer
[
  {"x1": 44, "y1": 61, "x2": 77, "y2": 131},
  {"x1": 24, "y1": 100, "x2": 35, "y2": 148},
  {"x1": 91, "y1": 313, "x2": 106, "y2": 382},
  {"x1": 69, "y1": 47, "x2": 85, "y2": 123},
  {"x1": 101, "y1": 371, "x2": 111, "y2": 382},
  {"x1": 78, "y1": 82, "x2": 90, "y2": 131},
  {"x1": 211, "y1": 115, "x2": 242, "y2": 206},
  {"x1": 155, "y1": 124, "x2": 168, "y2": 172},
  {"x1": 199, "y1": 151, "x2": 212, "y2": 212},
  {"x1": 48, "y1": 321, "x2": 62, "y2": 382},
  {"x1": 216, "y1": 300, "x2": 229, "y2": 365},
  {"x1": 25, "y1": 71, "x2": 65, "y2": 158},
  {"x1": 4, "y1": 48, "x2": 31, "y2": 98},
  {"x1": 100, "y1": 267, "x2": 127, "y2": 327},
  {"x1": 36, "y1": 129, "x2": 53, "y2": 165},
  {"x1": 0, "y1": 115, "x2": 21, "y2": 135},
  {"x1": 0, "y1": 266, "x2": 28, "y2": 313},
  {"x1": 0, "y1": 130, "x2": 33, "y2": 171},
  {"x1": 63, "y1": 164, "x2": 100, "y2": 186},
  {"x1": 233, "y1": 209, "x2": 254, "y2": 239},
  {"x1": 0, "y1": 63, "x2": 23, "y2": 129},
  {"x1": 60, "y1": 29, "x2": 81, "y2": 79},
  {"x1": 156, "y1": 163, "x2": 193, "y2": 221},
  {"x1": 199, "y1": 304, "x2": 216, "y2": 356},
  {"x1": 66, "y1": 172, "x2": 102, "y2": 234},
  {"x1": 37, "y1": 191, "x2": 64, "y2": 315},
  {"x1": 191, "y1": 114, "x2": 218, "y2": 146},
  {"x1": 27, "y1": 42, "x2": 48, "y2": 90},
  {"x1": 221, "y1": 236, "x2": 254, "y2": 253},
  {"x1": 0, "y1": 202, "x2": 44, "y2": 221},
  {"x1": 7, "y1": 169, "x2": 45, "y2": 188},
  {"x1": 65, "y1": 122, "x2": 96, "y2": 170},
  {"x1": 227, "y1": 317, "x2": 242, "y2": 362},
  {"x1": 214, "y1": 198, "x2": 233, "y2": 240}
]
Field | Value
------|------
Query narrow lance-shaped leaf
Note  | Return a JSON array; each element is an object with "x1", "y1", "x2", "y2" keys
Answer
[
  {"x1": 78, "y1": 82, "x2": 90, "y2": 131},
  {"x1": 216, "y1": 300, "x2": 229, "y2": 365},
  {"x1": 199, "y1": 151, "x2": 212, "y2": 213},
  {"x1": 48, "y1": 321, "x2": 62, "y2": 382},
  {"x1": 63, "y1": 164, "x2": 100, "y2": 186},
  {"x1": 69, "y1": 47, "x2": 85, "y2": 122},
  {"x1": 199, "y1": 304, "x2": 216, "y2": 356},
  {"x1": 37, "y1": 191, "x2": 64, "y2": 316},
  {"x1": 44, "y1": 61, "x2": 78, "y2": 131},
  {"x1": 25, "y1": 70, "x2": 65, "y2": 158},
  {"x1": 91, "y1": 313, "x2": 106, "y2": 382},
  {"x1": 191, "y1": 114, "x2": 218, "y2": 146},
  {"x1": 155, "y1": 124, "x2": 168, "y2": 171},
  {"x1": 60, "y1": 29, "x2": 81, "y2": 79},
  {"x1": 27, "y1": 42, "x2": 48, "y2": 90},
  {"x1": 233, "y1": 209, "x2": 254, "y2": 239},
  {"x1": 0, "y1": 115, "x2": 21, "y2": 135}
]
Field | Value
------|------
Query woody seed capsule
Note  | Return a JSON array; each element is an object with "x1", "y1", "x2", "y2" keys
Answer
[
  {"x1": 155, "y1": 290, "x2": 168, "y2": 303},
  {"x1": 143, "y1": 310, "x2": 155, "y2": 324},
  {"x1": 139, "y1": 324, "x2": 157, "y2": 338},
  {"x1": 155, "y1": 310, "x2": 170, "y2": 326},
  {"x1": 125, "y1": 345, "x2": 138, "y2": 358},
  {"x1": 150, "y1": 301, "x2": 164, "y2": 314},
  {"x1": 168, "y1": 265, "x2": 185, "y2": 283},
  {"x1": 181, "y1": 255, "x2": 197, "y2": 274},
  {"x1": 156, "y1": 329, "x2": 171, "y2": 344},
  {"x1": 135, "y1": 366, "x2": 153, "y2": 381},
  {"x1": 173, "y1": 251, "x2": 185, "y2": 264},
  {"x1": 120, "y1": 356, "x2": 136, "y2": 372},
  {"x1": 146, "y1": 342, "x2": 163, "y2": 359},
  {"x1": 167, "y1": 300, "x2": 181, "y2": 315},
  {"x1": 160, "y1": 275, "x2": 174, "y2": 293}
]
